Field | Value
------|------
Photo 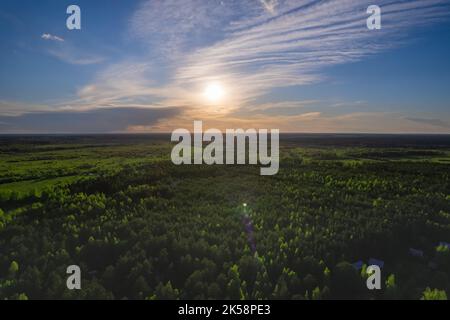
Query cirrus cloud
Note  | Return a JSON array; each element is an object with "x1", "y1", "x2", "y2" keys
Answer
[{"x1": 41, "y1": 33, "x2": 64, "y2": 42}]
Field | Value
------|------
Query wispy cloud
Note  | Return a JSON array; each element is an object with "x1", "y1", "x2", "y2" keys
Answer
[
  {"x1": 41, "y1": 33, "x2": 64, "y2": 42},
  {"x1": 68, "y1": 61, "x2": 159, "y2": 108},
  {"x1": 246, "y1": 100, "x2": 319, "y2": 112},
  {"x1": 13, "y1": 0, "x2": 449, "y2": 133},
  {"x1": 101, "y1": 0, "x2": 448, "y2": 114},
  {"x1": 260, "y1": 0, "x2": 279, "y2": 15},
  {"x1": 41, "y1": 33, "x2": 105, "y2": 65},
  {"x1": 0, "y1": 100, "x2": 54, "y2": 116},
  {"x1": 47, "y1": 47, "x2": 105, "y2": 65},
  {"x1": 148, "y1": 110, "x2": 450, "y2": 133},
  {"x1": 128, "y1": 0, "x2": 257, "y2": 56},
  {"x1": 174, "y1": 0, "x2": 450, "y2": 106},
  {"x1": 405, "y1": 117, "x2": 450, "y2": 128}
]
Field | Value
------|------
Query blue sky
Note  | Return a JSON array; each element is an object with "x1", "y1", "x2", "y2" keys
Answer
[{"x1": 0, "y1": 0, "x2": 450, "y2": 133}]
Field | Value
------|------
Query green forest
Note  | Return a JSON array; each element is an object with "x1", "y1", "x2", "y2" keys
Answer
[{"x1": 0, "y1": 134, "x2": 449, "y2": 300}]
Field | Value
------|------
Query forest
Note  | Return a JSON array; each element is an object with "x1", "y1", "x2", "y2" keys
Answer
[{"x1": 0, "y1": 134, "x2": 449, "y2": 300}]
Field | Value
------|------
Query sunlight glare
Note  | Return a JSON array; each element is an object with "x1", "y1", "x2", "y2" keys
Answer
[{"x1": 203, "y1": 83, "x2": 225, "y2": 103}]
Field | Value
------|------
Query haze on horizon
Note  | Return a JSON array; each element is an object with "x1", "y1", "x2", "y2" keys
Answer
[{"x1": 0, "y1": 0, "x2": 450, "y2": 134}]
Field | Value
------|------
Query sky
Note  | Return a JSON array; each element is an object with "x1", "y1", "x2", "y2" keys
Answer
[{"x1": 0, "y1": 0, "x2": 450, "y2": 133}]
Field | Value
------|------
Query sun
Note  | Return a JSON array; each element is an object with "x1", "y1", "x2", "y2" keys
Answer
[{"x1": 203, "y1": 82, "x2": 225, "y2": 103}]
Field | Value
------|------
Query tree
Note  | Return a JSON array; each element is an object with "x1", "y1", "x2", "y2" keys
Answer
[
  {"x1": 323, "y1": 267, "x2": 331, "y2": 285},
  {"x1": 238, "y1": 256, "x2": 258, "y2": 286},
  {"x1": 311, "y1": 286, "x2": 322, "y2": 300},
  {"x1": 303, "y1": 274, "x2": 318, "y2": 293},
  {"x1": 0, "y1": 208, "x2": 6, "y2": 231},
  {"x1": 153, "y1": 281, "x2": 180, "y2": 300},
  {"x1": 331, "y1": 262, "x2": 363, "y2": 299},
  {"x1": 207, "y1": 283, "x2": 221, "y2": 299},
  {"x1": 272, "y1": 277, "x2": 289, "y2": 299},
  {"x1": 82, "y1": 281, "x2": 114, "y2": 299},
  {"x1": 0, "y1": 191, "x2": 10, "y2": 202},
  {"x1": 227, "y1": 264, "x2": 245, "y2": 300},
  {"x1": 18, "y1": 293, "x2": 28, "y2": 300},
  {"x1": 252, "y1": 270, "x2": 272, "y2": 299},
  {"x1": 421, "y1": 287, "x2": 447, "y2": 300},
  {"x1": 384, "y1": 274, "x2": 398, "y2": 299},
  {"x1": 133, "y1": 276, "x2": 150, "y2": 298},
  {"x1": 321, "y1": 286, "x2": 331, "y2": 299},
  {"x1": 8, "y1": 261, "x2": 19, "y2": 278},
  {"x1": 435, "y1": 245, "x2": 450, "y2": 269}
]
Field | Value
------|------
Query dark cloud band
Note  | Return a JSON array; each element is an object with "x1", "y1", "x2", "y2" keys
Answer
[{"x1": 0, "y1": 107, "x2": 180, "y2": 133}]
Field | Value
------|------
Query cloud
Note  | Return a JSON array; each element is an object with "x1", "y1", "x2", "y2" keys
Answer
[
  {"x1": 41, "y1": 34, "x2": 105, "y2": 65},
  {"x1": 47, "y1": 47, "x2": 105, "y2": 65},
  {"x1": 128, "y1": 0, "x2": 257, "y2": 56},
  {"x1": 7, "y1": 0, "x2": 449, "y2": 133},
  {"x1": 246, "y1": 100, "x2": 319, "y2": 112},
  {"x1": 154, "y1": 111, "x2": 450, "y2": 133},
  {"x1": 260, "y1": 0, "x2": 279, "y2": 15},
  {"x1": 0, "y1": 107, "x2": 181, "y2": 133},
  {"x1": 91, "y1": 0, "x2": 445, "y2": 117},
  {"x1": 405, "y1": 117, "x2": 450, "y2": 128},
  {"x1": 0, "y1": 100, "x2": 55, "y2": 116},
  {"x1": 174, "y1": 0, "x2": 450, "y2": 106},
  {"x1": 60, "y1": 61, "x2": 160, "y2": 110},
  {"x1": 41, "y1": 33, "x2": 64, "y2": 42}
]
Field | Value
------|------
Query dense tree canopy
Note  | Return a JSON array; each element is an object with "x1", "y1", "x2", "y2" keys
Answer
[{"x1": 0, "y1": 135, "x2": 449, "y2": 300}]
